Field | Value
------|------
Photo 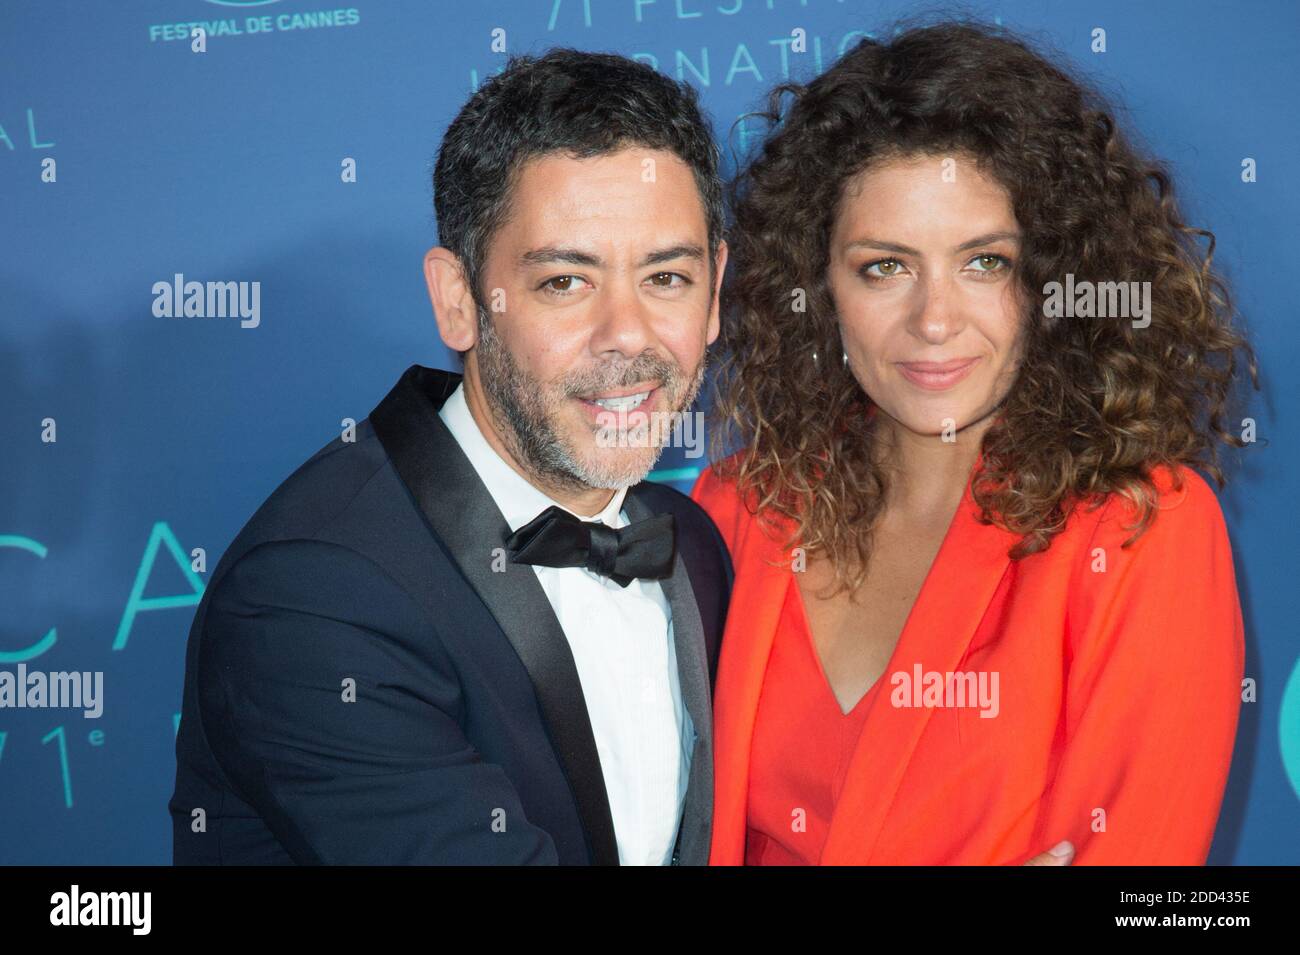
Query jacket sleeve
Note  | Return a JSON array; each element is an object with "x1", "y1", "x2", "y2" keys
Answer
[
  {"x1": 1023, "y1": 469, "x2": 1245, "y2": 864},
  {"x1": 196, "y1": 538, "x2": 559, "y2": 864}
]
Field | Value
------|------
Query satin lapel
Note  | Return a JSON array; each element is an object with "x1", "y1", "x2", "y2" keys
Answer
[
  {"x1": 819, "y1": 480, "x2": 1019, "y2": 864},
  {"x1": 624, "y1": 489, "x2": 711, "y2": 755},
  {"x1": 368, "y1": 364, "x2": 619, "y2": 866},
  {"x1": 625, "y1": 487, "x2": 713, "y2": 861},
  {"x1": 709, "y1": 512, "x2": 794, "y2": 864}
]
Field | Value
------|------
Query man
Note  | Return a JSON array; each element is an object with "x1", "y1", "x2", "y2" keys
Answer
[{"x1": 169, "y1": 49, "x2": 731, "y2": 865}]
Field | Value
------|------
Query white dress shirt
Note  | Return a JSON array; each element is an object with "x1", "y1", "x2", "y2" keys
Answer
[{"x1": 438, "y1": 382, "x2": 694, "y2": 865}]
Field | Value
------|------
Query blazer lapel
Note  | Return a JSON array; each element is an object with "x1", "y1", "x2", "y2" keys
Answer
[
  {"x1": 624, "y1": 487, "x2": 713, "y2": 862},
  {"x1": 624, "y1": 489, "x2": 711, "y2": 759},
  {"x1": 368, "y1": 364, "x2": 620, "y2": 865},
  {"x1": 819, "y1": 477, "x2": 1019, "y2": 864},
  {"x1": 709, "y1": 512, "x2": 792, "y2": 864}
]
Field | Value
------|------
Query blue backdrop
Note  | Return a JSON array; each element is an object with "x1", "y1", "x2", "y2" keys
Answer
[{"x1": 2, "y1": 0, "x2": 1296, "y2": 864}]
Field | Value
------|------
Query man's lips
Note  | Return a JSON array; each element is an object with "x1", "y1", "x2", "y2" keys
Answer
[
  {"x1": 894, "y1": 357, "x2": 980, "y2": 391},
  {"x1": 574, "y1": 384, "x2": 662, "y2": 421},
  {"x1": 576, "y1": 382, "x2": 661, "y2": 401}
]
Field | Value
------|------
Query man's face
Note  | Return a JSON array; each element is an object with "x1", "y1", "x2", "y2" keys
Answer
[{"x1": 467, "y1": 146, "x2": 724, "y2": 491}]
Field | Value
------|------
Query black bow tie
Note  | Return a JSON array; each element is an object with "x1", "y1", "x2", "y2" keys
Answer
[{"x1": 504, "y1": 505, "x2": 676, "y2": 588}]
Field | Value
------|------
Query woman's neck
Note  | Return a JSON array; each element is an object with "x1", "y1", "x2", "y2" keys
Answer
[{"x1": 874, "y1": 413, "x2": 991, "y2": 526}]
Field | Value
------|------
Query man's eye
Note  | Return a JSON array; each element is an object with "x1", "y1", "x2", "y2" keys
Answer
[
  {"x1": 648, "y1": 272, "x2": 688, "y2": 287},
  {"x1": 541, "y1": 275, "x2": 589, "y2": 295}
]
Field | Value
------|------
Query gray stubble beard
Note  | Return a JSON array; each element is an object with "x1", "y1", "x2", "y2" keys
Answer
[{"x1": 473, "y1": 305, "x2": 706, "y2": 493}]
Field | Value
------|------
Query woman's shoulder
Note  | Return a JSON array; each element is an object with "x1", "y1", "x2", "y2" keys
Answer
[
  {"x1": 1060, "y1": 463, "x2": 1243, "y2": 671},
  {"x1": 1077, "y1": 462, "x2": 1231, "y2": 556},
  {"x1": 690, "y1": 453, "x2": 739, "y2": 506},
  {"x1": 690, "y1": 452, "x2": 772, "y2": 553}
]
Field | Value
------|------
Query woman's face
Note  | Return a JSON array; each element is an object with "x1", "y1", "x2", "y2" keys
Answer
[{"x1": 827, "y1": 153, "x2": 1026, "y2": 440}]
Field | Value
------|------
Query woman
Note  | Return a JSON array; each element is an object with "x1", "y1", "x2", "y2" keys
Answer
[{"x1": 692, "y1": 21, "x2": 1255, "y2": 865}]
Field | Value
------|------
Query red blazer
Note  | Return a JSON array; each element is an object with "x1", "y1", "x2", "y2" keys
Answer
[{"x1": 692, "y1": 459, "x2": 1245, "y2": 865}]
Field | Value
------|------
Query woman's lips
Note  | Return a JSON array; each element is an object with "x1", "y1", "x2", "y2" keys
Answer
[{"x1": 895, "y1": 357, "x2": 980, "y2": 391}]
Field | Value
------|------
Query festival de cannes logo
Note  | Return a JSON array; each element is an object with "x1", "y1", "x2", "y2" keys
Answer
[{"x1": 150, "y1": 1, "x2": 359, "y2": 42}]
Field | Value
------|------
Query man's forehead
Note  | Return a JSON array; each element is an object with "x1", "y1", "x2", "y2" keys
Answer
[
  {"x1": 498, "y1": 196, "x2": 709, "y2": 263},
  {"x1": 508, "y1": 147, "x2": 702, "y2": 209},
  {"x1": 485, "y1": 147, "x2": 711, "y2": 265}
]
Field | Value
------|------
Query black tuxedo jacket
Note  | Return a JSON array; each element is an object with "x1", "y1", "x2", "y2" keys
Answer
[{"x1": 169, "y1": 364, "x2": 732, "y2": 864}]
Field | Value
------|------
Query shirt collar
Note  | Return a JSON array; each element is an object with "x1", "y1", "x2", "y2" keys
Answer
[{"x1": 438, "y1": 381, "x2": 628, "y2": 532}]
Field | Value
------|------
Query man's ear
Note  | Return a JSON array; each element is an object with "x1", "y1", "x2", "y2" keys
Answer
[
  {"x1": 424, "y1": 247, "x2": 478, "y2": 352},
  {"x1": 706, "y1": 239, "x2": 728, "y2": 346}
]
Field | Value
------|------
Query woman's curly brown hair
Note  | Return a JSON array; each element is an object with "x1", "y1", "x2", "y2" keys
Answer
[{"x1": 709, "y1": 19, "x2": 1258, "y2": 594}]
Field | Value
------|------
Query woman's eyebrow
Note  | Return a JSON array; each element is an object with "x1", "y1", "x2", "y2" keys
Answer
[
  {"x1": 844, "y1": 231, "x2": 1021, "y2": 256},
  {"x1": 954, "y1": 230, "x2": 1021, "y2": 252},
  {"x1": 844, "y1": 237, "x2": 920, "y2": 255}
]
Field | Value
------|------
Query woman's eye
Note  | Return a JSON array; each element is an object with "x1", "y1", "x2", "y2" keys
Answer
[
  {"x1": 967, "y1": 253, "x2": 1010, "y2": 274},
  {"x1": 862, "y1": 258, "x2": 906, "y2": 279},
  {"x1": 541, "y1": 275, "x2": 589, "y2": 295}
]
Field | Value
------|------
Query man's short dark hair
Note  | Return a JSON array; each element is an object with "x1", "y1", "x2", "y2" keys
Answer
[{"x1": 433, "y1": 49, "x2": 725, "y2": 324}]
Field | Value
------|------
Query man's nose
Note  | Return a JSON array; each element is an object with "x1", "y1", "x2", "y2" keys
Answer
[{"x1": 587, "y1": 280, "x2": 656, "y2": 359}]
